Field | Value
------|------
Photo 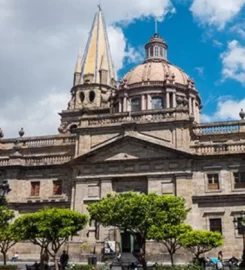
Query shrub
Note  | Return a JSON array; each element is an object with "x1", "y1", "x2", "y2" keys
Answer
[
  {"x1": 68, "y1": 265, "x2": 93, "y2": 270},
  {"x1": 0, "y1": 265, "x2": 18, "y2": 270}
]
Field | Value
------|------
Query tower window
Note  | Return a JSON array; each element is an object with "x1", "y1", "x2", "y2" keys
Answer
[
  {"x1": 152, "y1": 96, "x2": 163, "y2": 109},
  {"x1": 150, "y1": 47, "x2": 153, "y2": 57},
  {"x1": 89, "y1": 91, "x2": 95, "y2": 102},
  {"x1": 69, "y1": 124, "x2": 77, "y2": 134},
  {"x1": 154, "y1": 46, "x2": 159, "y2": 57},
  {"x1": 131, "y1": 98, "x2": 141, "y2": 112},
  {"x1": 80, "y1": 92, "x2": 85, "y2": 103},
  {"x1": 160, "y1": 48, "x2": 164, "y2": 57}
]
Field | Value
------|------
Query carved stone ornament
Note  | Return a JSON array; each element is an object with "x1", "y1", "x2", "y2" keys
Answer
[
  {"x1": 0, "y1": 128, "x2": 3, "y2": 138},
  {"x1": 239, "y1": 108, "x2": 245, "y2": 120},
  {"x1": 19, "y1": 127, "x2": 24, "y2": 137}
]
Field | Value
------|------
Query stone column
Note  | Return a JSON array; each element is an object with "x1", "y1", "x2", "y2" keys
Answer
[
  {"x1": 172, "y1": 92, "x2": 176, "y2": 108},
  {"x1": 192, "y1": 98, "x2": 196, "y2": 121},
  {"x1": 141, "y1": 95, "x2": 145, "y2": 110},
  {"x1": 100, "y1": 178, "x2": 113, "y2": 197},
  {"x1": 147, "y1": 94, "x2": 151, "y2": 110},
  {"x1": 189, "y1": 97, "x2": 192, "y2": 114},
  {"x1": 166, "y1": 92, "x2": 170, "y2": 108},
  {"x1": 123, "y1": 96, "x2": 127, "y2": 112},
  {"x1": 119, "y1": 99, "x2": 122, "y2": 112}
]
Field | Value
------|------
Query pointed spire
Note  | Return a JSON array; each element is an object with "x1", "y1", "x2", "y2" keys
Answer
[
  {"x1": 74, "y1": 51, "x2": 82, "y2": 74},
  {"x1": 78, "y1": 8, "x2": 117, "y2": 87}
]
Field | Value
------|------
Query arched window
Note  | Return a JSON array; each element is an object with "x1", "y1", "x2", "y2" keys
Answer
[
  {"x1": 154, "y1": 46, "x2": 159, "y2": 57},
  {"x1": 152, "y1": 96, "x2": 163, "y2": 109},
  {"x1": 150, "y1": 47, "x2": 154, "y2": 57},
  {"x1": 131, "y1": 98, "x2": 141, "y2": 112}
]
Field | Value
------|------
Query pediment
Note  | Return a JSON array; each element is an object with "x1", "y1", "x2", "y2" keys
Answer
[{"x1": 71, "y1": 135, "x2": 192, "y2": 164}]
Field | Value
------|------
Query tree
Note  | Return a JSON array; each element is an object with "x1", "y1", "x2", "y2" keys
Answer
[
  {"x1": 179, "y1": 230, "x2": 224, "y2": 259},
  {"x1": 14, "y1": 208, "x2": 88, "y2": 270},
  {"x1": 0, "y1": 206, "x2": 19, "y2": 265},
  {"x1": 148, "y1": 223, "x2": 192, "y2": 266},
  {"x1": 87, "y1": 192, "x2": 189, "y2": 270}
]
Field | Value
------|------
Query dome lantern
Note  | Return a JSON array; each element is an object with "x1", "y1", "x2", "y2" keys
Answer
[{"x1": 145, "y1": 33, "x2": 168, "y2": 62}]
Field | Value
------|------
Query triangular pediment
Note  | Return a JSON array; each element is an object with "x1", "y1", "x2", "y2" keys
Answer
[{"x1": 71, "y1": 134, "x2": 192, "y2": 164}]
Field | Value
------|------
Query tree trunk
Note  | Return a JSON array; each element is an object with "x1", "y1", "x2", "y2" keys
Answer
[
  {"x1": 140, "y1": 238, "x2": 147, "y2": 270},
  {"x1": 3, "y1": 252, "x2": 7, "y2": 265},
  {"x1": 54, "y1": 253, "x2": 59, "y2": 270},
  {"x1": 169, "y1": 253, "x2": 174, "y2": 266}
]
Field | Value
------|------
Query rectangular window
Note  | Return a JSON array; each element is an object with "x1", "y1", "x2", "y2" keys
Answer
[
  {"x1": 234, "y1": 172, "x2": 245, "y2": 189},
  {"x1": 31, "y1": 181, "x2": 40, "y2": 196},
  {"x1": 209, "y1": 218, "x2": 222, "y2": 234},
  {"x1": 131, "y1": 98, "x2": 141, "y2": 112},
  {"x1": 53, "y1": 180, "x2": 62, "y2": 195},
  {"x1": 237, "y1": 217, "x2": 245, "y2": 235},
  {"x1": 207, "y1": 173, "x2": 219, "y2": 190}
]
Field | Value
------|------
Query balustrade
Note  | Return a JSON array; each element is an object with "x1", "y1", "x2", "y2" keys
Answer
[
  {"x1": 191, "y1": 142, "x2": 245, "y2": 154},
  {"x1": 193, "y1": 123, "x2": 240, "y2": 135},
  {"x1": 85, "y1": 110, "x2": 176, "y2": 126}
]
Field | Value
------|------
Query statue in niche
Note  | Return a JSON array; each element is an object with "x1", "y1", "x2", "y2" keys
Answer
[{"x1": 67, "y1": 91, "x2": 75, "y2": 110}]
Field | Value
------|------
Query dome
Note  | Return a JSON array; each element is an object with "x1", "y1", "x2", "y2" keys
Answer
[{"x1": 119, "y1": 61, "x2": 194, "y2": 89}]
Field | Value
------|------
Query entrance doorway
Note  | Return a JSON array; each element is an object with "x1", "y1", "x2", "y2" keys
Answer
[{"x1": 120, "y1": 232, "x2": 141, "y2": 253}]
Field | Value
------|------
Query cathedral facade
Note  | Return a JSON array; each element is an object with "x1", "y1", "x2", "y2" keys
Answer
[{"x1": 1, "y1": 8, "x2": 245, "y2": 261}]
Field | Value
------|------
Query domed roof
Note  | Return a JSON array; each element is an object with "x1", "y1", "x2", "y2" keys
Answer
[{"x1": 119, "y1": 61, "x2": 194, "y2": 89}]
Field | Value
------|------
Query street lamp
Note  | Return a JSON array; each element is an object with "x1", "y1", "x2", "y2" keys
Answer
[
  {"x1": 233, "y1": 211, "x2": 245, "y2": 267},
  {"x1": 0, "y1": 180, "x2": 11, "y2": 205}
]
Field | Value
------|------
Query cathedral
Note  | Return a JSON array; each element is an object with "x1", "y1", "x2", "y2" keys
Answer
[{"x1": 1, "y1": 7, "x2": 245, "y2": 262}]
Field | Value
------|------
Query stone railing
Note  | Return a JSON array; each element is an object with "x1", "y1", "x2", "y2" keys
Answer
[
  {"x1": 1, "y1": 135, "x2": 76, "y2": 148},
  {"x1": 193, "y1": 121, "x2": 241, "y2": 135},
  {"x1": 0, "y1": 155, "x2": 73, "y2": 166},
  {"x1": 0, "y1": 158, "x2": 9, "y2": 166},
  {"x1": 81, "y1": 109, "x2": 183, "y2": 126},
  {"x1": 190, "y1": 142, "x2": 245, "y2": 154},
  {"x1": 25, "y1": 155, "x2": 73, "y2": 165}
]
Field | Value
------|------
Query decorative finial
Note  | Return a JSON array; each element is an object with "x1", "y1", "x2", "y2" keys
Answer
[
  {"x1": 97, "y1": 0, "x2": 102, "y2": 11},
  {"x1": 0, "y1": 128, "x2": 4, "y2": 138},
  {"x1": 19, "y1": 127, "x2": 24, "y2": 137},
  {"x1": 155, "y1": 19, "x2": 158, "y2": 34},
  {"x1": 239, "y1": 109, "x2": 245, "y2": 120}
]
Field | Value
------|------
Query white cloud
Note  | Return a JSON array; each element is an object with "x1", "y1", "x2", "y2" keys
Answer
[
  {"x1": 230, "y1": 23, "x2": 245, "y2": 39},
  {"x1": 213, "y1": 39, "x2": 223, "y2": 48},
  {"x1": 201, "y1": 97, "x2": 245, "y2": 122},
  {"x1": 0, "y1": 0, "x2": 175, "y2": 138},
  {"x1": 221, "y1": 40, "x2": 245, "y2": 84},
  {"x1": 194, "y1": 66, "x2": 204, "y2": 77},
  {"x1": 190, "y1": 0, "x2": 245, "y2": 29}
]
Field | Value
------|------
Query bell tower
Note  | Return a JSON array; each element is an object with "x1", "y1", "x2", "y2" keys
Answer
[{"x1": 59, "y1": 6, "x2": 117, "y2": 134}]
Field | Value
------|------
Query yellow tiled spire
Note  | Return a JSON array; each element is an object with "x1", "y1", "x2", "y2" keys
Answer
[{"x1": 79, "y1": 7, "x2": 117, "y2": 86}]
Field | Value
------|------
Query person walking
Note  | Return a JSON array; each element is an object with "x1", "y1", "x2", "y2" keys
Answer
[{"x1": 60, "y1": 250, "x2": 69, "y2": 270}]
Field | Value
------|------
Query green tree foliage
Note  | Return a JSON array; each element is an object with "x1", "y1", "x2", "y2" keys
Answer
[
  {"x1": 179, "y1": 230, "x2": 224, "y2": 259},
  {"x1": 14, "y1": 208, "x2": 88, "y2": 269},
  {"x1": 0, "y1": 206, "x2": 19, "y2": 265},
  {"x1": 87, "y1": 192, "x2": 189, "y2": 269},
  {"x1": 149, "y1": 223, "x2": 192, "y2": 266}
]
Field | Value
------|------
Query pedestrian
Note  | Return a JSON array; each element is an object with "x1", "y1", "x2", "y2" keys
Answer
[
  {"x1": 218, "y1": 251, "x2": 223, "y2": 262},
  {"x1": 10, "y1": 252, "x2": 19, "y2": 262},
  {"x1": 60, "y1": 250, "x2": 69, "y2": 270}
]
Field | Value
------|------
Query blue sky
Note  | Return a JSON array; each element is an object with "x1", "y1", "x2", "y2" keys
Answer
[
  {"x1": 1, "y1": 0, "x2": 245, "y2": 137},
  {"x1": 115, "y1": 0, "x2": 245, "y2": 122}
]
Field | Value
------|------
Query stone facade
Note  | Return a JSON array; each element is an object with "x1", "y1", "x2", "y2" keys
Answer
[{"x1": 1, "y1": 7, "x2": 245, "y2": 262}]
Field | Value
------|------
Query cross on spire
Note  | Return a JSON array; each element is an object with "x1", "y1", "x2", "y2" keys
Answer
[
  {"x1": 155, "y1": 19, "x2": 158, "y2": 34},
  {"x1": 97, "y1": 0, "x2": 102, "y2": 11}
]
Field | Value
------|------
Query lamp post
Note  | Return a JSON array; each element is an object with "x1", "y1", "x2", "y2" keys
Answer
[
  {"x1": 0, "y1": 180, "x2": 11, "y2": 206},
  {"x1": 233, "y1": 211, "x2": 245, "y2": 267}
]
